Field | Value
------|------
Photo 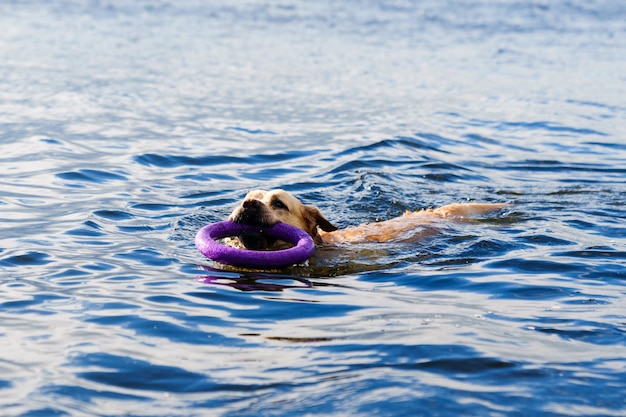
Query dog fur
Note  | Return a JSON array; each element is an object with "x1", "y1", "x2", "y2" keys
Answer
[{"x1": 229, "y1": 189, "x2": 509, "y2": 249}]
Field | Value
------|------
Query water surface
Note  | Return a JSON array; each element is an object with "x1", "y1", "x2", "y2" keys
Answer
[{"x1": 1, "y1": 1, "x2": 625, "y2": 416}]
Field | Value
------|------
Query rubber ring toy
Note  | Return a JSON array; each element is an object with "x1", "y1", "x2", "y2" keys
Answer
[{"x1": 195, "y1": 221, "x2": 315, "y2": 268}]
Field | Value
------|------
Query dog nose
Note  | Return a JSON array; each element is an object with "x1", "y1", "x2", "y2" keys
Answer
[{"x1": 242, "y1": 199, "x2": 261, "y2": 210}]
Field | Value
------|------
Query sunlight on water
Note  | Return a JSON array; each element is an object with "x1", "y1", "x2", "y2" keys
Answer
[{"x1": 1, "y1": 1, "x2": 626, "y2": 416}]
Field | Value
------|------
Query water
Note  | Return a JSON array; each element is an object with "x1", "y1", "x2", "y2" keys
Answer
[{"x1": 1, "y1": 1, "x2": 626, "y2": 415}]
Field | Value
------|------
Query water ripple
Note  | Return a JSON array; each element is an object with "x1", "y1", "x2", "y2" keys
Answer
[
  {"x1": 134, "y1": 150, "x2": 320, "y2": 168},
  {"x1": 75, "y1": 352, "x2": 219, "y2": 393},
  {"x1": 56, "y1": 169, "x2": 128, "y2": 183}
]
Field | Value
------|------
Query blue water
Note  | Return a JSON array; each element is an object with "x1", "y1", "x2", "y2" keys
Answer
[{"x1": 1, "y1": 1, "x2": 626, "y2": 416}]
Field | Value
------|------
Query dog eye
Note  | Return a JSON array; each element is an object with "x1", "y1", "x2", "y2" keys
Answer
[{"x1": 271, "y1": 198, "x2": 288, "y2": 211}]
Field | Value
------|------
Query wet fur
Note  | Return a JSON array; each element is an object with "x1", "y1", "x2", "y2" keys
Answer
[{"x1": 229, "y1": 189, "x2": 509, "y2": 250}]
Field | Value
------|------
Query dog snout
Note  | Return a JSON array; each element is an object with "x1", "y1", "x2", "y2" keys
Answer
[
  {"x1": 230, "y1": 198, "x2": 276, "y2": 227},
  {"x1": 242, "y1": 198, "x2": 261, "y2": 211},
  {"x1": 240, "y1": 199, "x2": 264, "y2": 219}
]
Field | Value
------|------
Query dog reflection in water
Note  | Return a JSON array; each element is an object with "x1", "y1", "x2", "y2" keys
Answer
[{"x1": 196, "y1": 273, "x2": 312, "y2": 292}]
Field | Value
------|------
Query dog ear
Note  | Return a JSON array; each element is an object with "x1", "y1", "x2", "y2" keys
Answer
[{"x1": 303, "y1": 205, "x2": 338, "y2": 232}]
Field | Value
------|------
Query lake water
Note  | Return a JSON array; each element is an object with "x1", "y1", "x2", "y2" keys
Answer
[{"x1": 1, "y1": 1, "x2": 626, "y2": 416}]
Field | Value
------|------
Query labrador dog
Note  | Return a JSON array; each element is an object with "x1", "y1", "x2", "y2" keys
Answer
[{"x1": 229, "y1": 189, "x2": 508, "y2": 250}]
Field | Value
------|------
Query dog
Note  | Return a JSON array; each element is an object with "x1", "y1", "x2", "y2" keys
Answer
[{"x1": 228, "y1": 189, "x2": 509, "y2": 250}]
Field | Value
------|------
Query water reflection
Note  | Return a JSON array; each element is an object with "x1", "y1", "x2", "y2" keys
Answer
[{"x1": 196, "y1": 270, "x2": 314, "y2": 292}]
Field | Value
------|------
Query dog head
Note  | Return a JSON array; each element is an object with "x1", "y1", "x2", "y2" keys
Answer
[{"x1": 228, "y1": 189, "x2": 337, "y2": 249}]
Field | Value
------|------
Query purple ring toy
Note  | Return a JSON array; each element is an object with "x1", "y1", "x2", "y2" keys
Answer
[{"x1": 195, "y1": 221, "x2": 315, "y2": 268}]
